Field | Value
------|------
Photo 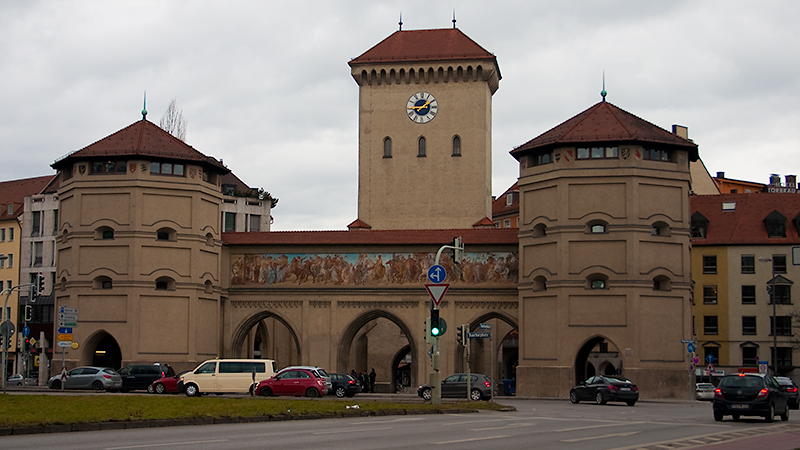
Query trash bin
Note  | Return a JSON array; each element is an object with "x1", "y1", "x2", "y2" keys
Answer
[{"x1": 502, "y1": 379, "x2": 516, "y2": 396}]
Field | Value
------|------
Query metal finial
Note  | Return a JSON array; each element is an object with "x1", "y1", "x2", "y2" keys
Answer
[
  {"x1": 142, "y1": 91, "x2": 148, "y2": 120},
  {"x1": 452, "y1": 10, "x2": 457, "y2": 28},
  {"x1": 398, "y1": 13, "x2": 403, "y2": 31},
  {"x1": 600, "y1": 72, "x2": 607, "y2": 102}
]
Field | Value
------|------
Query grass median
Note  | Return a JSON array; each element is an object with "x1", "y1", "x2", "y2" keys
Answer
[{"x1": 0, "y1": 395, "x2": 507, "y2": 428}]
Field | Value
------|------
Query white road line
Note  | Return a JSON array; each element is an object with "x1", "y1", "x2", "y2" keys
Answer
[
  {"x1": 562, "y1": 431, "x2": 640, "y2": 442},
  {"x1": 435, "y1": 435, "x2": 510, "y2": 445},
  {"x1": 313, "y1": 426, "x2": 392, "y2": 435},
  {"x1": 106, "y1": 440, "x2": 228, "y2": 450}
]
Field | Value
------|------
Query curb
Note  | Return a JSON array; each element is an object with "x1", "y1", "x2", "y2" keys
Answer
[{"x1": 0, "y1": 407, "x2": 497, "y2": 436}]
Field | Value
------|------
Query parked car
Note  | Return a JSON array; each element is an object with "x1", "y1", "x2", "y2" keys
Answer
[
  {"x1": 569, "y1": 375, "x2": 639, "y2": 406},
  {"x1": 713, "y1": 373, "x2": 789, "y2": 422},
  {"x1": 6, "y1": 374, "x2": 37, "y2": 386},
  {"x1": 329, "y1": 373, "x2": 361, "y2": 398},
  {"x1": 775, "y1": 377, "x2": 799, "y2": 410},
  {"x1": 280, "y1": 366, "x2": 331, "y2": 395},
  {"x1": 117, "y1": 363, "x2": 174, "y2": 392},
  {"x1": 47, "y1": 366, "x2": 122, "y2": 391},
  {"x1": 179, "y1": 359, "x2": 277, "y2": 397},
  {"x1": 696, "y1": 383, "x2": 715, "y2": 401},
  {"x1": 255, "y1": 368, "x2": 327, "y2": 397},
  {"x1": 418, "y1": 373, "x2": 496, "y2": 401},
  {"x1": 148, "y1": 370, "x2": 192, "y2": 394}
]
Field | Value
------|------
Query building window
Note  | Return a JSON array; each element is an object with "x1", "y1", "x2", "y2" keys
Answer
[
  {"x1": 742, "y1": 346, "x2": 758, "y2": 367},
  {"x1": 702, "y1": 255, "x2": 717, "y2": 274},
  {"x1": 32, "y1": 211, "x2": 42, "y2": 237},
  {"x1": 653, "y1": 276, "x2": 670, "y2": 291},
  {"x1": 651, "y1": 222, "x2": 670, "y2": 236},
  {"x1": 772, "y1": 285, "x2": 791, "y2": 304},
  {"x1": 155, "y1": 276, "x2": 175, "y2": 291},
  {"x1": 741, "y1": 255, "x2": 755, "y2": 274},
  {"x1": 452, "y1": 136, "x2": 461, "y2": 156},
  {"x1": 94, "y1": 276, "x2": 113, "y2": 290},
  {"x1": 8, "y1": 228, "x2": 13, "y2": 241},
  {"x1": 156, "y1": 227, "x2": 176, "y2": 241},
  {"x1": 742, "y1": 316, "x2": 757, "y2": 335},
  {"x1": 643, "y1": 148, "x2": 672, "y2": 162},
  {"x1": 0, "y1": 228, "x2": 4, "y2": 241},
  {"x1": 690, "y1": 212, "x2": 708, "y2": 238},
  {"x1": 576, "y1": 146, "x2": 618, "y2": 159},
  {"x1": 741, "y1": 285, "x2": 756, "y2": 304},
  {"x1": 503, "y1": 219, "x2": 511, "y2": 228},
  {"x1": 532, "y1": 151, "x2": 552, "y2": 166},
  {"x1": 773, "y1": 254, "x2": 787, "y2": 274},
  {"x1": 248, "y1": 214, "x2": 261, "y2": 232},
  {"x1": 223, "y1": 212, "x2": 236, "y2": 232},
  {"x1": 91, "y1": 160, "x2": 126, "y2": 174},
  {"x1": 704, "y1": 316, "x2": 718, "y2": 335},
  {"x1": 771, "y1": 316, "x2": 792, "y2": 336},
  {"x1": 764, "y1": 210, "x2": 786, "y2": 238},
  {"x1": 33, "y1": 242, "x2": 43, "y2": 267},
  {"x1": 775, "y1": 347, "x2": 793, "y2": 368},
  {"x1": 418, "y1": 137, "x2": 426, "y2": 157},
  {"x1": 151, "y1": 161, "x2": 185, "y2": 176},
  {"x1": 587, "y1": 274, "x2": 608, "y2": 290},
  {"x1": 591, "y1": 280, "x2": 605, "y2": 289},
  {"x1": 95, "y1": 227, "x2": 114, "y2": 240},
  {"x1": 383, "y1": 137, "x2": 392, "y2": 158},
  {"x1": 703, "y1": 286, "x2": 718, "y2": 304},
  {"x1": 6, "y1": 254, "x2": 12, "y2": 268},
  {"x1": 493, "y1": 221, "x2": 500, "y2": 228},
  {"x1": 506, "y1": 194, "x2": 514, "y2": 206}
]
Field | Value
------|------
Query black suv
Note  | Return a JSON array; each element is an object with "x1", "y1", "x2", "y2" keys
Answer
[
  {"x1": 117, "y1": 364, "x2": 175, "y2": 392},
  {"x1": 713, "y1": 373, "x2": 789, "y2": 422}
]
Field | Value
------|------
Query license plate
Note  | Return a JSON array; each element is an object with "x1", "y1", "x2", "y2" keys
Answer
[
  {"x1": 620, "y1": 387, "x2": 630, "y2": 391},
  {"x1": 731, "y1": 404, "x2": 749, "y2": 409}
]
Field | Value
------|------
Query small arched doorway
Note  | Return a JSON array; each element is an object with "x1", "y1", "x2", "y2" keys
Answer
[
  {"x1": 575, "y1": 336, "x2": 622, "y2": 384},
  {"x1": 230, "y1": 311, "x2": 301, "y2": 369},
  {"x1": 84, "y1": 331, "x2": 122, "y2": 369}
]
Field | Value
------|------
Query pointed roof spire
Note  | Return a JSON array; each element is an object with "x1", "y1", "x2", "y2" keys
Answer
[
  {"x1": 398, "y1": 12, "x2": 403, "y2": 31},
  {"x1": 142, "y1": 91, "x2": 148, "y2": 120},
  {"x1": 452, "y1": 10, "x2": 457, "y2": 28},
  {"x1": 601, "y1": 72, "x2": 607, "y2": 102}
]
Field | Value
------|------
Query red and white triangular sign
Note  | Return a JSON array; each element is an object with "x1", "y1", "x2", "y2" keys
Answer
[{"x1": 425, "y1": 283, "x2": 450, "y2": 306}]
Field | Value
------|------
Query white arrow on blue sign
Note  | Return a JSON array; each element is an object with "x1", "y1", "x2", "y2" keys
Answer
[
  {"x1": 687, "y1": 343, "x2": 695, "y2": 353},
  {"x1": 58, "y1": 327, "x2": 73, "y2": 334},
  {"x1": 427, "y1": 265, "x2": 446, "y2": 284}
]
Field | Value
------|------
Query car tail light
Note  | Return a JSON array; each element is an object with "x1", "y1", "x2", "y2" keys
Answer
[
  {"x1": 632, "y1": 386, "x2": 639, "y2": 392},
  {"x1": 348, "y1": 379, "x2": 355, "y2": 385},
  {"x1": 714, "y1": 388, "x2": 723, "y2": 398},
  {"x1": 788, "y1": 387, "x2": 798, "y2": 393},
  {"x1": 608, "y1": 384, "x2": 620, "y2": 391},
  {"x1": 484, "y1": 381, "x2": 491, "y2": 389},
  {"x1": 756, "y1": 388, "x2": 769, "y2": 399},
  {"x1": 103, "y1": 375, "x2": 112, "y2": 379}
]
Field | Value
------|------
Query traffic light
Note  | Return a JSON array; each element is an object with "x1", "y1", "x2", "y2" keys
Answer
[
  {"x1": 36, "y1": 274, "x2": 45, "y2": 296},
  {"x1": 24, "y1": 305, "x2": 32, "y2": 322},
  {"x1": 456, "y1": 325, "x2": 466, "y2": 345},
  {"x1": 452, "y1": 236, "x2": 463, "y2": 264},
  {"x1": 0, "y1": 336, "x2": 9, "y2": 351},
  {"x1": 424, "y1": 317, "x2": 433, "y2": 344},
  {"x1": 430, "y1": 309, "x2": 441, "y2": 337}
]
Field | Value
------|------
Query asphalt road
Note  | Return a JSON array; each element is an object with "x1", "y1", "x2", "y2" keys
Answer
[{"x1": 2, "y1": 397, "x2": 799, "y2": 449}]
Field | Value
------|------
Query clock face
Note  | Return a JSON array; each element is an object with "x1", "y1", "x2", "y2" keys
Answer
[{"x1": 406, "y1": 92, "x2": 438, "y2": 124}]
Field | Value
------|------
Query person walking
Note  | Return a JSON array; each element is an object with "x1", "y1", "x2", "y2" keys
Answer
[{"x1": 369, "y1": 368, "x2": 376, "y2": 393}]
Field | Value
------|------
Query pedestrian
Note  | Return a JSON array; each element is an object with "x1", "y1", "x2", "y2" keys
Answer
[
  {"x1": 350, "y1": 369, "x2": 357, "y2": 379},
  {"x1": 369, "y1": 368, "x2": 376, "y2": 393},
  {"x1": 360, "y1": 371, "x2": 368, "y2": 393}
]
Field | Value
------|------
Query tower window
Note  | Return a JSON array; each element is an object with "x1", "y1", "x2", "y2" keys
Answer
[
  {"x1": 418, "y1": 137, "x2": 426, "y2": 157},
  {"x1": 383, "y1": 137, "x2": 392, "y2": 158},
  {"x1": 452, "y1": 136, "x2": 461, "y2": 156}
]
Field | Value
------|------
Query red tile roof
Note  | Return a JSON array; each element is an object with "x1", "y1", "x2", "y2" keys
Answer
[
  {"x1": 51, "y1": 119, "x2": 229, "y2": 173},
  {"x1": 347, "y1": 219, "x2": 372, "y2": 230},
  {"x1": 511, "y1": 101, "x2": 699, "y2": 161},
  {"x1": 0, "y1": 175, "x2": 57, "y2": 221},
  {"x1": 492, "y1": 181, "x2": 519, "y2": 217},
  {"x1": 349, "y1": 28, "x2": 499, "y2": 69},
  {"x1": 691, "y1": 193, "x2": 800, "y2": 246},
  {"x1": 222, "y1": 228, "x2": 518, "y2": 246},
  {"x1": 472, "y1": 217, "x2": 496, "y2": 228}
]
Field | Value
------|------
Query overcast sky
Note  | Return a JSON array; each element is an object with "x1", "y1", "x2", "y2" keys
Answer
[{"x1": 2, "y1": 1, "x2": 798, "y2": 230}]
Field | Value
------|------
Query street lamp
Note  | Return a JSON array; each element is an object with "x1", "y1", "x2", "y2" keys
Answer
[{"x1": 758, "y1": 257, "x2": 778, "y2": 376}]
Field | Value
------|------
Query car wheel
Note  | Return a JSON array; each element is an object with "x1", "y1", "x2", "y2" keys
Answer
[
  {"x1": 155, "y1": 383, "x2": 166, "y2": 394},
  {"x1": 569, "y1": 390, "x2": 580, "y2": 404},
  {"x1": 335, "y1": 386, "x2": 346, "y2": 398},
  {"x1": 626, "y1": 400, "x2": 636, "y2": 406},
  {"x1": 714, "y1": 411, "x2": 724, "y2": 421},
  {"x1": 595, "y1": 391, "x2": 606, "y2": 405},
  {"x1": 470, "y1": 389, "x2": 483, "y2": 401},
  {"x1": 92, "y1": 381, "x2": 104, "y2": 391},
  {"x1": 765, "y1": 404, "x2": 774, "y2": 423},
  {"x1": 306, "y1": 388, "x2": 320, "y2": 398},
  {"x1": 147, "y1": 384, "x2": 154, "y2": 394},
  {"x1": 51, "y1": 380, "x2": 61, "y2": 390},
  {"x1": 421, "y1": 388, "x2": 432, "y2": 401},
  {"x1": 780, "y1": 406, "x2": 789, "y2": 422},
  {"x1": 260, "y1": 387, "x2": 272, "y2": 397},
  {"x1": 184, "y1": 383, "x2": 199, "y2": 397}
]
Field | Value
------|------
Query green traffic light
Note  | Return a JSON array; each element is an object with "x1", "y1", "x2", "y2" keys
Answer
[{"x1": 431, "y1": 327, "x2": 441, "y2": 336}]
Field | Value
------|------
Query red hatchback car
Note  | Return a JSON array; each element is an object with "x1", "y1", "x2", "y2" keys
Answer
[
  {"x1": 148, "y1": 370, "x2": 191, "y2": 394},
  {"x1": 255, "y1": 368, "x2": 326, "y2": 398}
]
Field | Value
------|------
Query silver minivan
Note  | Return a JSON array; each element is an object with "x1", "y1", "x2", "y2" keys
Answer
[{"x1": 179, "y1": 359, "x2": 276, "y2": 397}]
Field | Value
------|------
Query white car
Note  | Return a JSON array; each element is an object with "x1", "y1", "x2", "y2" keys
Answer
[{"x1": 695, "y1": 383, "x2": 715, "y2": 401}]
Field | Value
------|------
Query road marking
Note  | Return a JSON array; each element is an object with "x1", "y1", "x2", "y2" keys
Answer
[
  {"x1": 351, "y1": 417, "x2": 425, "y2": 425},
  {"x1": 106, "y1": 440, "x2": 228, "y2": 449},
  {"x1": 562, "y1": 431, "x2": 639, "y2": 442},
  {"x1": 313, "y1": 426, "x2": 392, "y2": 435},
  {"x1": 435, "y1": 435, "x2": 510, "y2": 444}
]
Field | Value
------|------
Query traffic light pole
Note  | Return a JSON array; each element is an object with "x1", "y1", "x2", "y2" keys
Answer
[
  {"x1": 1, "y1": 283, "x2": 33, "y2": 394},
  {"x1": 428, "y1": 238, "x2": 463, "y2": 406}
]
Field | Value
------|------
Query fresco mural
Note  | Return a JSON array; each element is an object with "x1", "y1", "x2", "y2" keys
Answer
[{"x1": 230, "y1": 252, "x2": 518, "y2": 286}]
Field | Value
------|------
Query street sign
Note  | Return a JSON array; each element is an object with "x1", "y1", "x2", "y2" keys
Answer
[
  {"x1": 59, "y1": 321, "x2": 78, "y2": 327},
  {"x1": 58, "y1": 327, "x2": 73, "y2": 334},
  {"x1": 427, "y1": 265, "x2": 446, "y2": 284},
  {"x1": 57, "y1": 341, "x2": 72, "y2": 347},
  {"x1": 0, "y1": 320, "x2": 15, "y2": 336},
  {"x1": 59, "y1": 307, "x2": 77, "y2": 314},
  {"x1": 687, "y1": 343, "x2": 695, "y2": 353},
  {"x1": 759, "y1": 362, "x2": 768, "y2": 374},
  {"x1": 30, "y1": 338, "x2": 36, "y2": 346},
  {"x1": 468, "y1": 332, "x2": 490, "y2": 339},
  {"x1": 58, "y1": 334, "x2": 73, "y2": 341},
  {"x1": 705, "y1": 354, "x2": 715, "y2": 363},
  {"x1": 59, "y1": 313, "x2": 78, "y2": 321},
  {"x1": 692, "y1": 356, "x2": 700, "y2": 364},
  {"x1": 425, "y1": 284, "x2": 450, "y2": 306},
  {"x1": 478, "y1": 323, "x2": 491, "y2": 330},
  {"x1": 680, "y1": 339, "x2": 696, "y2": 344},
  {"x1": 23, "y1": 326, "x2": 30, "y2": 337}
]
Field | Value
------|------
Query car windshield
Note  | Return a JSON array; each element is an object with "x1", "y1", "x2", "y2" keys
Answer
[
  {"x1": 720, "y1": 376, "x2": 763, "y2": 388},
  {"x1": 605, "y1": 377, "x2": 632, "y2": 384}
]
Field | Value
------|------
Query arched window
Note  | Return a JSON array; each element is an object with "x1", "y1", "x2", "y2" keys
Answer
[
  {"x1": 155, "y1": 276, "x2": 175, "y2": 291},
  {"x1": 452, "y1": 136, "x2": 461, "y2": 156},
  {"x1": 418, "y1": 137, "x2": 426, "y2": 157},
  {"x1": 653, "y1": 275, "x2": 671, "y2": 291},
  {"x1": 94, "y1": 276, "x2": 113, "y2": 290},
  {"x1": 587, "y1": 273, "x2": 608, "y2": 290},
  {"x1": 533, "y1": 224, "x2": 547, "y2": 237},
  {"x1": 587, "y1": 220, "x2": 608, "y2": 234},
  {"x1": 204, "y1": 280, "x2": 213, "y2": 294},
  {"x1": 383, "y1": 137, "x2": 392, "y2": 158},
  {"x1": 156, "y1": 227, "x2": 176, "y2": 241},
  {"x1": 532, "y1": 276, "x2": 547, "y2": 291},
  {"x1": 95, "y1": 226, "x2": 114, "y2": 240},
  {"x1": 205, "y1": 233, "x2": 214, "y2": 246},
  {"x1": 651, "y1": 221, "x2": 671, "y2": 236}
]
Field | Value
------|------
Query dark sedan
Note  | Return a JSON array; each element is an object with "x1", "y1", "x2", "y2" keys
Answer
[
  {"x1": 418, "y1": 373, "x2": 496, "y2": 401},
  {"x1": 776, "y1": 377, "x2": 799, "y2": 410},
  {"x1": 713, "y1": 373, "x2": 789, "y2": 422},
  {"x1": 569, "y1": 375, "x2": 639, "y2": 406},
  {"x1": 329, "y1": 373, "x2": 361, "y2": 398}
]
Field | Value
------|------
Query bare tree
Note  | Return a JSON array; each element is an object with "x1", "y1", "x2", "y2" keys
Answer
[{"x1": 159, "y1": 99, "x2": 187, "y2": 141}]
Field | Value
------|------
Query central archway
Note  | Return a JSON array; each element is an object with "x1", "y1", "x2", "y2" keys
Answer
[
  {"x1": 574, "y1": 335, "x2": 622, "y2": 385},
  {"x1": 337, "y1": 309, "x2": 419, "y2": 392},
  {"x1": 230, "y1": 311, "x2": 301, "y2": 368}
]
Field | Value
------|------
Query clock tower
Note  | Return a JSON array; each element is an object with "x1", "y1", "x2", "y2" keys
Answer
[{"x1": 349, "y1": 28, "x2": 500, "y2": 230}]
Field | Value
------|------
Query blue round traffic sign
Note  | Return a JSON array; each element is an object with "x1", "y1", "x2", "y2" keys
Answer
[
  {"x1": 427, "y1": 265, "x2": 446, "y2": 284},
  {"x1": 23, "y1": 326, "x2": 30, "y2": 337},
  {"x1": 705, "y1": 354, "x2": 715, "y2": 363}
]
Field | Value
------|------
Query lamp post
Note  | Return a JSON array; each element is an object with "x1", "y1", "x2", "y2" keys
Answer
[{"x1": 758, "y1": 257, "x2": 778, "y2": 376}]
